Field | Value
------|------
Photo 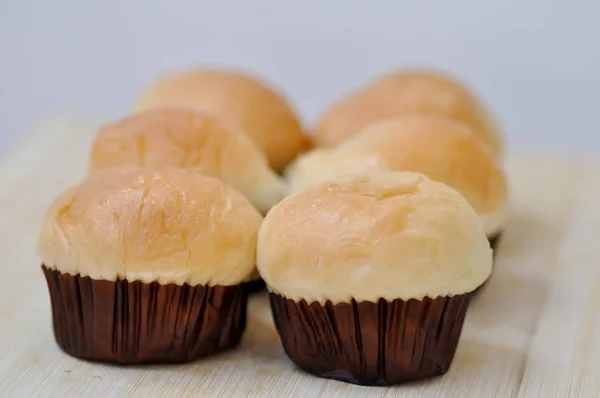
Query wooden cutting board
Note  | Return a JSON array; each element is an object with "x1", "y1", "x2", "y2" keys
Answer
[{"x1": 0, "y1": 115, "x2": 598, "y2": 398}]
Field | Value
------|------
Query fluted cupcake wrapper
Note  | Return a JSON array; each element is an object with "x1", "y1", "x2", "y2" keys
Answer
[
  {"x1": 269, "y1": 293, "x2": 471, "y2": 386},
  {"x1": 42, "y1": 265, "x2": 248, "y2": 364}
]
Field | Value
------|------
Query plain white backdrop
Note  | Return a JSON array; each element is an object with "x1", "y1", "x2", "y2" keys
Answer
[{"x1": 1, "y1": 0, "x2": 599, "y2": 154}]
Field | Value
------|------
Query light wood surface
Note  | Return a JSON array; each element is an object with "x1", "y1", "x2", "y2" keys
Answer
[{"x1": 0, "y1": 116, "x2": 598, "y2": 397}]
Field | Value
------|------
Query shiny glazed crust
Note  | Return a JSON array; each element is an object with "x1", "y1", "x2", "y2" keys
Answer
[
  {"x1": 258, "y1": 171, "x2": 492, "y2": 304},
  {"x1": 37, "y1": 168, "x2": 263, "y2": 286},
  {"x1": 133, "y1": 68, "x2": 311, "y2": 171},
  {"x1": 89, "y1": 108, "x2": 286, "y2": 214}
]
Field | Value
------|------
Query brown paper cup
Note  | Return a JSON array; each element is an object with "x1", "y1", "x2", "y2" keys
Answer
[
  {"x1": 42, "y1": 265, "x2": 248, "y2": 364},
  {"x1": 269, "y1": 293, "x2": 471, "y2": 386}
]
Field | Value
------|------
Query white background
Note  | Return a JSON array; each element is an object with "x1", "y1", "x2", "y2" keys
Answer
[{"x1": 1, "y1": 0, "x2": 599, "y2": 154}]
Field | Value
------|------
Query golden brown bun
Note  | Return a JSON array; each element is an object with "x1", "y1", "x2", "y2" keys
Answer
[
  {"x1": 313, "y1": 68, "x2": 503, "y2": 156},
  {"x1": 133, "y1": 68, "x2": 311, "y2": 171},
  {"x1": 89, "y1": 108, "x2": 286, "y2": 214},
  {"x1": 287, "y1": 115, "x2": 508, "y2": 236},
  {"x1": 37, "y1": 169, "x2": 263, "y2": 286},
  {"x1": 258, "y1": 171, "x2": 492, "y2": 304},
  {"x1": 284, "y1": 148, "x2": 390, "y2": 189}
]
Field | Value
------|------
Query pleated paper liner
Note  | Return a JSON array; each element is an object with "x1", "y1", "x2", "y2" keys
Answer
[
  {"x1": 42, "y1": 265, "x2": 248, "y2": 364},
  {"x1": 269, "y1": 292, "x2": 471, "y2": 386}
]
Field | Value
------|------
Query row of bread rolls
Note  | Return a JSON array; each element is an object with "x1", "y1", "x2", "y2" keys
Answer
[{"x1": 37, "y1": 66, "x2": 505, "y2": 385}]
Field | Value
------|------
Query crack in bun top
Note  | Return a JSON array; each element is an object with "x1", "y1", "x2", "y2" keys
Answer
[
  {"x1": 37, "y1": 168, "x2": 263, "y2": 286},
  {"x1": 258, "y1": 171, "x2": 493, "y2": 304},
  {"x1": 287, "y1": 115, "x2": 508, "y2": 237},
  {"x1": 89, "y1": 108, "x2": 286, "y2": 214},
  {"x1": 132, "y1": 68, "x2": 311, "y2": 172},
  {"x1": 314, "y1": 68, "x2": 503, "y2": 156}
]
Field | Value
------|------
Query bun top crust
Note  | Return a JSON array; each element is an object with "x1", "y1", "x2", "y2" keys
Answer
[
  {"x1": 258, "y1": 171, "x2": 492, "y2": 304},
  {"x1": 313, "y1": 69, "x2": 503, "y2": 156},
  {"x1": 133, "y1": 68, "x2": 311, "y2": 171},
  {"x1": 284, "y1": 148, "x2": 390, "y2": 191},
  {"x1": 37, "y1": 168, "x2": 263, "y2": 286},
  {"x1": 287, "y1": 115, "x2": 508, "y2": 236},
  {"x1": 89, "y1": 108, "x2": 285, "y2": 214}
]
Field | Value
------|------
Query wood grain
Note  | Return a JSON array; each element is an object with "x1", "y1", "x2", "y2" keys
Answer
[{"x1": 0, "y1": 116, "x2": 597, "y2": 397}]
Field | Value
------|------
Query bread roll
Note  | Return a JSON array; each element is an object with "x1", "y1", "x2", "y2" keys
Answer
[
  {"x1": 89, "y1": 108, "x2": 285, "y2": 214},
  {"x1": 314, "y1": 69, "x2": 503, "y2": 156},
  {"x1": 38, "y1": 168, "x2": 263, "y2": 286},
  {"x1": 287, "y1": 115, "x2": 508, "y2": 237},
  {"x1": 258, "y1": 171, "x2": 492, "y2": 304},
  {"x1": 133, "y1": 68, "x2": 311, "y2": 171}
]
